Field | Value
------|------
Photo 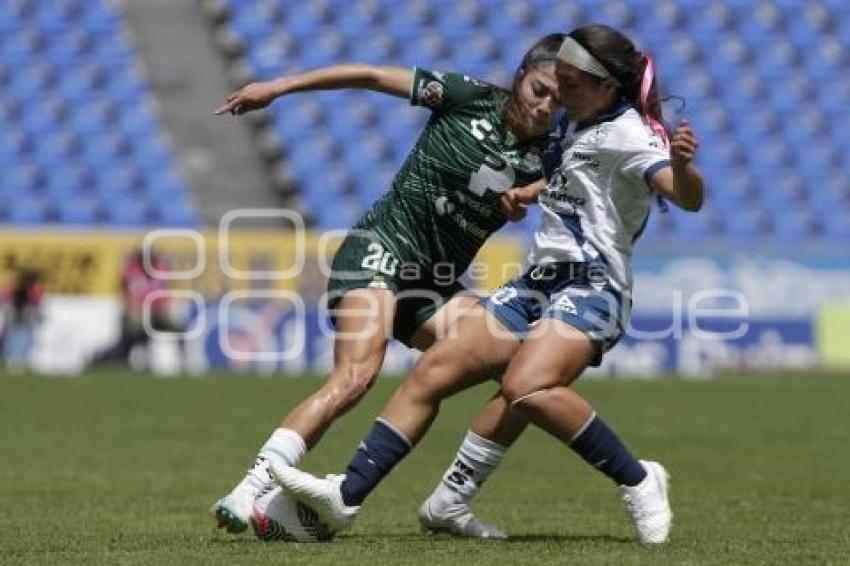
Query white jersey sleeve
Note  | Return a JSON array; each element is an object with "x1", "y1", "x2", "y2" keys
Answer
[{"x1": 618, "y1": 136, "x2": 671, "y2": 190}]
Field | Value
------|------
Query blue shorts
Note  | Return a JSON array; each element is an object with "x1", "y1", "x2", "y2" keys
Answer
[{"x1": 480, "y1": 262, "x2": 628, "y2": 366}]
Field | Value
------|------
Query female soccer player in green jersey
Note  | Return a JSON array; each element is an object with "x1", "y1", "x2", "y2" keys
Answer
[
  {"x1": 210, "y1": 34, "x2": 563, "y2": 535},
  {"x1": 274, "y1": 24, "x2": 704, "y2": 544}
]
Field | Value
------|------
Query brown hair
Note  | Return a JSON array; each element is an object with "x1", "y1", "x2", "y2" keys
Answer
[{"x1": 503, "y1": 33, "x2": 565, "y2": 142}]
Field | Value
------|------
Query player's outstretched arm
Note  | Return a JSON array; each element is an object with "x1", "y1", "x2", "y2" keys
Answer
[
  {"x1": 214, "y1": 64, "x2": 413, "y2": 115},
  {"x1": 649, "y1": 121, "x2": 705, "y2": 212}
]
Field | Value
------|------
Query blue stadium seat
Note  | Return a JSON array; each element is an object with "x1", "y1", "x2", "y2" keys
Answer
[
  {"x1": 0, "y1": 0, "x2": 197, "y2": 228},
  {"x1": 350, "y1": 33, "x2": 399, "y2": 63},
  {"x1": 669, "y1": 209, "x2": 719, "y2": 242},
  {"x1": 104, "y1": 198, "x2": 149, "y2": 227},
  {"x1": 723, "y1": 210, "x2": 769, "y2": 242},
  {"x1": 1, "y1": 164, "x2": 41, "y2": 193},
  {"x1": 313, "y1": 196, "x2": 363, "y2": 230},
  {"x1": 7, "y1": 197, "x2": 49, "y2": 225},
  {"x1": 206, "y1": 0, "x2": 850, "y2": 240},
  {"x1": 808, "y1": 177, "x2": 850, "y2": 212},
  {"x1": 637, "y1": 210, "x2": 672, "y2": 244},
  {"x1": 771, "y1": 210, "x2": 817, "y2": 242},
  {"x1": 56, "y1": 198, "x2": 100, "y2": 225},
  {"x1": 384, "y1": 5, "x2": 431, "y2": 41},
  {"x1": 151, "y1": 197, "x2": 200, "y2": 227},
  {"x1": 0, "y1": 131, "x2": 28, "y2": 163},
  {"x1": 231, "y1": 8, "x2": 276, "y2": 43},
  {"x1": 821, "y1": 213, "x2": 850, "y2": 241},
  {"x1": 131, "y1": 139, "x2": 173, "y2": 171}
]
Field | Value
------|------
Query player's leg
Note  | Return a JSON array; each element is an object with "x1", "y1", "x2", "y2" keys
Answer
[
  {"x1": 427, "y1": 278, "x2": 669, "y2": 541},
  {"x1": 416, "y1": 392, "x2": 525, "y2": 539},
  {"x1": 380, "y1": 297, "x2": 515, "y2": 443},
  {"x1": 418, "y1": 391, "x2": 527, "y2": 534},
  {"x1": 500, "y1": 309, "x2": 671, "y2": 543},
  {"x1": 212, "y1": 288, "x2": 396, "y2": 533},
  {"x1": 416, "y1": 314, "x2": 590, "y2": 536},
  {"x1": 414, "y1": 287, "x2": 536, "y2": 537},
  {"x1": 389, "y1": 291, "x2": 522, "y2": 537},
  {"x1": 272, "y1": 303, "x2": 522, "y2": 532},
  {"x1": 281, "y1": 288, "x2": 396, "y2": 444},
  {"x1": 406, "y1": 290, "x2": 481, "y2": 351}
]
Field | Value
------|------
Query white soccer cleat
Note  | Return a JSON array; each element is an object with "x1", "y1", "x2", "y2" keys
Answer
[
  {"x1": 418, "y1": 498, "x2": 508, "y2": 539},
  {"x1": 620, "y1": 460, "x2": 672, "y2": 544},
  {"x1": 210, "y1": 485, "x2": 256, "y2": 534},
  {"x1": 270, "y1": 462, "x2": 360, "y2": 532}
]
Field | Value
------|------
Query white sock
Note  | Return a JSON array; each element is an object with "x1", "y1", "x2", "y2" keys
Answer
[
  {"x1": 234, "y1": 428, "x2": 307, "y2": 496},
  {"x1": 429, "y1": 430, "x2": 507, "y2": 510}
]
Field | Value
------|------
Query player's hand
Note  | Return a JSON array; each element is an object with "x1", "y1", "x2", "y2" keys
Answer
[
  {"x1": 500, "y1": 189, "x2": 527, "y2": 221},
  {"x1": 500, "y1": 184, "x2": 539, "y2": 222},
  {"x1": 670, "y1": 120, "x2": 699, "y2": 167},
  {"x1": 214, "y1": 82, "x2": 279, "y2": 115}
]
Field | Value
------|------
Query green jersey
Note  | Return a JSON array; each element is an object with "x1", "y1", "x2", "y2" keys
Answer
[{"x1": 353, "y1": 68, "x2": 544, "y2": 278}]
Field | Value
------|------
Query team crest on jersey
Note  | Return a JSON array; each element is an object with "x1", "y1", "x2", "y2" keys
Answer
[
  {"x1": 419, "y1": 79, "x2": 444, "y2": 108},
  {"x1": 585, "y1": 122, "x2": 611, "y2": 146}
]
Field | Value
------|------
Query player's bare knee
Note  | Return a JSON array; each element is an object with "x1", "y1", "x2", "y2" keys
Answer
[{"x1": 502, "y1": 374, "x2": 554, "y2": 409}]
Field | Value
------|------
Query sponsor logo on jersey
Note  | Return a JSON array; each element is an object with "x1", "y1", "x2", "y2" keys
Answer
[
  {"x1": 470, "y1": 118, "x2": 494, "y2": 141},
  {"x1": 542, "y1": 186, "x2": 587, "y2": 207},
  {"x1": 420, "y1": 79, "x2": 444, "y2": 108},
  {"x1": 572, "y1": 151, "x2": 601, "y2": 169}
]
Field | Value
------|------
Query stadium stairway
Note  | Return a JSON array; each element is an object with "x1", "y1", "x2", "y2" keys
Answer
[
  {"x1": 1, "y1": 0, "x2": 204, "y2": 228},
  {"x1": 121, "y1": 0, "x2": 290, "y2": 225}
]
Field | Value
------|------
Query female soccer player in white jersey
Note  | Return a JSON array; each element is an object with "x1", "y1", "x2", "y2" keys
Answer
[
  {"x1": 209, "y1": 36, "x2": 564, "y2": 535},
  {"x1": 274, "y1": 24, "x2": 704, "y2": 544}
]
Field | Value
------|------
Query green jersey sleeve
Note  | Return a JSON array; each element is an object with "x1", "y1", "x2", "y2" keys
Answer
[{"x1": 409, "y1": 68, "x2": 492, "y2": 113}]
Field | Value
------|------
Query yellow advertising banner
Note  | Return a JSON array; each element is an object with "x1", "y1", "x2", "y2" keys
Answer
[
  {"x1": 0, "y1": 229, "x2": 524, "y2": 296},
  {"x1": 816, "y1": 305, "x2": 850, "y2": 369}
]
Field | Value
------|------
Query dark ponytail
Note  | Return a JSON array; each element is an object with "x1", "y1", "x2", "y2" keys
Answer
[{"x1": 569, "y1": 24, "x2": 668, "y2": 144}]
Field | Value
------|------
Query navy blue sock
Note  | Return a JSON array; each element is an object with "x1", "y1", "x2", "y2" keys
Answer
[
  {"x1": 569, "y1": 414, "x2": 647, "y2": 487},
  {"x1": 339, "y1": 419, "x2": 411, "y2": 506}
]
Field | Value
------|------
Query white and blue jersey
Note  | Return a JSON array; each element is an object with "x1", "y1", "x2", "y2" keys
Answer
[
  {"x1": 532, "y1": 103, "x2": 670, "y2": 293},
  {"x1": 482, "y1": 102, "x2": 671, "y2": 364}
]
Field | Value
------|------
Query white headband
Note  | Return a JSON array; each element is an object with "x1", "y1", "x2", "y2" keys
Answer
[{"x1": 557, "y1": 37, "x2": 617, "y2": 83}]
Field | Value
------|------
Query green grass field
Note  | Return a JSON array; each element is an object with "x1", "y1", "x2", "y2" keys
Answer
[{"x1": 1, "y1": 373, "x2": 848, "y2": 565}]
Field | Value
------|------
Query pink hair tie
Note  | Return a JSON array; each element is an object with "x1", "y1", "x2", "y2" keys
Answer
[{"x1": 638, "y1": 53, "x2": 669, "y2": 147}]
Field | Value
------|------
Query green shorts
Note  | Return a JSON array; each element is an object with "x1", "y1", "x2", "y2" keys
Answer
[{"x1": 326, "y1": 232, "x2": 466, "y2": 346}]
